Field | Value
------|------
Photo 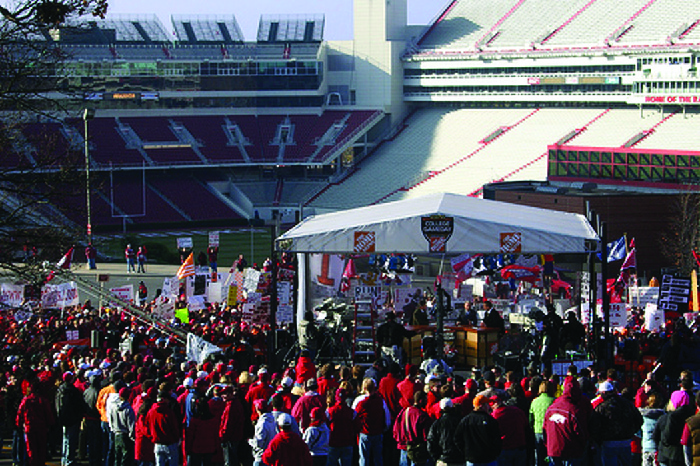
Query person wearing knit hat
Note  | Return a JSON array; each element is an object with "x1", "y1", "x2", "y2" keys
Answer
[
  {"x1": 249, "y1": 396, "x2": 277, "y2": 465},
  {"x1": 427, "y1": 394, "x2": 463, "y2": 465},
  {"x1": 303, "y1": 407, "x2": 330, "y2": 465},
  {"x1": 454, "y1": 393, "x2": 501, "y2": 465}
]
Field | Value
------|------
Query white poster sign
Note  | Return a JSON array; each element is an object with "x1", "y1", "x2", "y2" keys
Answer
[
  {"x1": 244, "y1": 269, "x2": 262, "y2": 292},
  {"x1": 645, "y1": 303, "x2": 664, "y2": 332},
  {"x1": 609, "y1": 303, "x2": 628, "y2": 328},
  {"x1": 277, "y1": 304, "x2": 294, "y2": 324},
  {"x1": 186, "y1": 333, "x2": 222, "y2": 364},
  {"x1": 162, "y1": 277, "x2": 179, "y2": 299},
  {"x1": 278, "y1": 282, "x2": 291, "y2": 305},
  {"x1": 207, "y1": 281, "x2": 222, "y2": 303},
  {"x1": 42, "y1": 282, "x2": 80, "y2": 308},
  {"x1": 188, "y1": 295, "x2": 206, "y2": 311},
  {"x1": 177, "y1": 237, "x2": 193, "y2": 249},
  {"x1": 1, "y1": 284, "x2": 24, "y2": 308},
  {"x1": 109, "y1": 285, "x2": 134, "y2": 304},
  {"x1": 153, "y1": 297, "x2": 175, "y2": 321},
  {"x1": 208, "y1": 231, "x2": 219, "y2": 247}
]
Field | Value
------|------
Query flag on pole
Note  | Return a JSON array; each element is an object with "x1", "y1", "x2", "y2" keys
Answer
[
  {"x1": 177, "y1": 253, "x2": 195, "y2": 279},
  {"x1": 340, "y1": 258, "x2": 356, "y2": 293},
  {"x1": 620, "y1": 240, "x2": 636, "y2": 271},
  {"x1": 56, "y1": 247, "x2": 74, "y2": 269},
  {"x1": 602, "y1": 236, "x2": 626, "y2": 262},
  {"x1": 451, "y1": 253, "x2": 481, "y2": 283}
]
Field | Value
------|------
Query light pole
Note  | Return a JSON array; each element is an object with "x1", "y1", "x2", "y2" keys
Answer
[{"x1": 83, "y1": 108, "x2": 95, "y2": 244}]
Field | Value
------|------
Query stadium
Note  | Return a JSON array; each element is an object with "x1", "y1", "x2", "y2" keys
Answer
[{"x1": 7, "y1": 0, "x2": 700, "y2": 274}]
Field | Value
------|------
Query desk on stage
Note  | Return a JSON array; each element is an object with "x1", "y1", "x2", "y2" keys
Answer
[{"x1": 403, "y1": 325, "x2": 501, "y2": 368}]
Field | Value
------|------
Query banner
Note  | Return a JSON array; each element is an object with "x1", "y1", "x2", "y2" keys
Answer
[
  {"x1": 309, "y1": 254, "x2": 344, "y2": 290},
  {"x1": 109, "y1": 285, "x2": 134, "y2": 304},
  {"x1": 186, "y1": 333, "x2": 222, "y2": 364},
  {"x1": 1, "y1": 284, "x2": 24, "y2": 308},
  {"x1": 42, "y1": 282, "x2": 79, "y2": 308}
]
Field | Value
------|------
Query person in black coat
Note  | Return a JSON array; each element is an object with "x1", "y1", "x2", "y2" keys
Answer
[
  {"x1": 427, "y1": 398, "x2": 463, "y2": 464},
  {"x1": 654, "y1": 390, "x2": 696, "y2": 466},
  {"x1": 56, "y1": 372, "x2": 87, "y2": 466},
  {"x1": 454, "y1": 394, "x2": 501, "y2": 464}
]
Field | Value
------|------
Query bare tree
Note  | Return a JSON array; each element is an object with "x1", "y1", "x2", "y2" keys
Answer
[
  {"x1": 660, "y1": 192, "x2": 700, "y2": 276},
  {"x1": 0, "y1": 0, "x2": 109, "y2": 281}
]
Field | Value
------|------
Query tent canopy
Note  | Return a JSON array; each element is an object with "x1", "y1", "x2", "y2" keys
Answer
[{"x1": 277, "y1": 193, "x2": 600, "y2": 255}]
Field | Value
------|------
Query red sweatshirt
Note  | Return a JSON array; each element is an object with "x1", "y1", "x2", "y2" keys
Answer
[
  {"x1": 146, "y1": 400, "x2": 181, "y2": 445},
  {"x1": 262, "y1": 431, "x2": 313, "y2": 466},
  {"x1": 185, "y1": 416, "x2": 219, "y2": 455},
  {"x1": 327, "y1": 402, "x2": 356, "y2": 447},
  {"x1": 219, "y1": 397, "x2": 245, "y2": 443}
]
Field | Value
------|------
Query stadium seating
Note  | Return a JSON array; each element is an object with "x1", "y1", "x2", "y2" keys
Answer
[
  {"x1": 616, "y1": 0, "x2": 700, "y2": 44},
  {"x1": 417, "y1": 0, "x2": 515, "y2": 50},
  {"x1": 635, "y1": 112, "x2": 700, "y2": 151},
  {"x1": 148, "y1": 177, "x2": 241, "y2": 221},
  {"x1": 570, "y1": 108, "x2": 665, "y2": 147}
]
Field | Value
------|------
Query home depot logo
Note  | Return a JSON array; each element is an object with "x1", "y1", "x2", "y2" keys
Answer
[
  {"x1": 354, "y1": 231, "x2": 376, "y2": 252},
  {"x1": 500, "y1": 232, "x2": 522, "y2": 253},
  {"x1": 421, "y1": 216, "x2": 454, "y2": 253}
]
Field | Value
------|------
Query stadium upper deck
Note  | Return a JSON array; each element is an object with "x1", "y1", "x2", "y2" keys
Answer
[{"x1": 403, "y1": 0, "x2": 700, "y2": 106}]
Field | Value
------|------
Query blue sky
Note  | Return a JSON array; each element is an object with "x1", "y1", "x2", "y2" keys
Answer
[{"x1": 106, "y1": 0, "x2": 444, "y2": 41}]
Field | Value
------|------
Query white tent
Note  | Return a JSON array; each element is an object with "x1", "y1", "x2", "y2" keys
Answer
[{"x1": 277, "y1": 192, "x2": 600, "y2": 254}]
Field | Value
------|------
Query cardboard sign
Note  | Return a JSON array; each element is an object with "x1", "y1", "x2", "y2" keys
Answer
[
  {"x1": 278, "y1": 281, "x2": 291, "y2": 305},
  {"x1": 177, "y1": 237, "x2": 193, "y2": 249},
  {"x1": 645, "y1": 303, "x2": 664, "y2": 332},
  {"x1": 227, "y1": 286, "x2": 238, "y2": 305},
  {"x1": 244, "y1": 269, "x2": 262, "y2": 292},
  {"x1": 153, "y1": 297, "x2": 175, "y2": 321},
  {"x1": 277, "y1": 304, "x2": 294, "y2": 324}
]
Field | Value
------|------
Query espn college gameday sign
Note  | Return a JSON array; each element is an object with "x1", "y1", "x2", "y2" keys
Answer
[{"x1": 421, "y1": 216, "x2": 454, "y2": 252}]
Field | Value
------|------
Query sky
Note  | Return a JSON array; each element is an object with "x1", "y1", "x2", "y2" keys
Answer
[{"x1": 105, "y1": 0, "x2": 445, "y2": 41}]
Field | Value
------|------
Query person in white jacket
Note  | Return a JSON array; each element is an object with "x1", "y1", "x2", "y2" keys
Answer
[
  {"x1": 302, "y1": 407, "x2": 329, "y2": 466},
  {"x1": 248, "y1": 399, "x2": 277, "y2": 466},
  {"x1": 108, "y1": 387, "x2": 135, "y2": 466}
]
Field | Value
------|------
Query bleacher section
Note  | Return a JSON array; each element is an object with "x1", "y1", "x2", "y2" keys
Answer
[
  {"x1": 485, "y1": 0, "x2": 590, "y2": 48},
  {"x1": 71, "y1": 15, "x2": 171, "y2": 43},
  {"x1": 413, "y1": 0, "x2": 700, "y2": 53},
  {"x1": 52, "y1": 112, "x2": 382, "y2": 168},
  {"x1": 417, "y1": 0, "x2": 515, "y2": 50},
  {"x1": 148, "y1": 177, "x2": 240, "y2": 221},
  {"x1": 307, "y1": 107, "x2": 700, "y2": 210}
]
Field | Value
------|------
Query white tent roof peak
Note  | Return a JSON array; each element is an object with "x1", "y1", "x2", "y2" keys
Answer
[{"x1": 277, "y1": 192, "x2": 600, "y2": 254}]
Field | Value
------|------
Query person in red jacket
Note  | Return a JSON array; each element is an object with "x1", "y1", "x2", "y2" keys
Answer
[
  {"x1": 262, "y1": 414, "x2": 313, "y2": 466},
  {"x1": 543, "y1": 376, "x2": 592, "y2": 465},
  {"x1": 492, "y1": 391, "x2": 530, "y2": 465},
  {"x1": 16, "y1": 381, "x2": 54, "y2": 466},
  {"x1": 219, "y1": 386, "x2": 245, "y2": 466},
  {"x1": 135, "y1": 398, "x2": 156, "y2": 466},
  {"x1": 317, "y1": 364, "x2": 339, "y2": 398},
  {"x1": 353, "y1": 378, "x2": 391, "y2": 466},
  {"x1": 146, "y1": 389, "x2": 182, "y2": 466},
  {"x1": 246, "y1": 369, "x2": 275, "y2": 422},
  {"x1": 393, "y1": 390, "x2": 433, "y2": 466},
  {"x1": 185, "y1": 397, "x2": 219, "y2": 466},
  {"x1": 295, "y1": 351, "x2": 316, "y2": 386},
  {"x1": 326, "y1": 389, "x2": 356, "y2": 466},
  {"x1": 292, "y1": 379, "x2": 326, "y2": 432},
  {"x1": 378, "y1": 363, "x2": 403, "y2": 421},
  {"x1": 397, "y1": 365, "x2": 422, "y2": 409}
]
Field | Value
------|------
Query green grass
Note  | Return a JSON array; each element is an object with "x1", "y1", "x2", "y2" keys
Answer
[{"x1": 95, "y1": 228, "x2": 275, "y2": 267}]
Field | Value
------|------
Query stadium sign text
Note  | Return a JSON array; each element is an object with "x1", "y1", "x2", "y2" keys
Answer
[{"x1": 629, "y1": 95, "x2": 700, "y2": 105}]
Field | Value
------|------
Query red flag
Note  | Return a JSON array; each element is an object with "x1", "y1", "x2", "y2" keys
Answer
[
  {"x1": 340, "y1": 258, "x2": 356, "y2": 293},
  {"x1": 177, "y1": 252, "x2": 195, "y2": 279},
  {"x1": 56, "y1": 247, "x2": 74, "y2": 269}
]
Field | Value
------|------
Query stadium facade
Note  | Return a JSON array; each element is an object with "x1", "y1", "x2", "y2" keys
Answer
[{"x1": 7, "y1": 0, "x2": 700, "y2": 257}]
